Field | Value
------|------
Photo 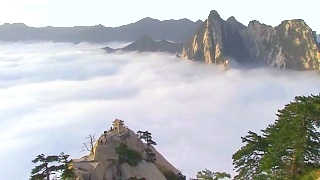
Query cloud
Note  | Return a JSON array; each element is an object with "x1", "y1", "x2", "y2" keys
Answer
[{"x1": 0, "y1": 42, "x2": 319, "y2": 179}]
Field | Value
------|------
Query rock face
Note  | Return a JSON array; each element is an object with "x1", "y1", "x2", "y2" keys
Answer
[
  {"x1": 182, "y1": 10, "x2": 320, "y2": 70},
  {"x1": 181, "y1": 11, "x2": 251, "y2": 65},
  {"x1": 73, "y1": 119, "x2": 181, "y2": 180},
  {"x1": 103, "y1": 35, "x2": 183, "y2": 54}
]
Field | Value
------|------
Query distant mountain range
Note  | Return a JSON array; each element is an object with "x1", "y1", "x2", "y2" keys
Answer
[
  {"x1": 0, "y1": 18, "x2": 202, "y2": 43},
  {"x1": 1, "y1": 11, "x2": 319, "y2": 71},
  {"x1": 103, "y1": 35, "x2": 183, "y2": 54}
]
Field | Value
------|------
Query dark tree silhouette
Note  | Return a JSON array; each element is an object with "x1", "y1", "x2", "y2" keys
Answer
[
  {"x1": 30, "y1": 153, "x2": 75, "y2": 180},
  {"x1": 137, "y1": 130, "x2": 157, "y2": 162},
  {"x1": 233, "y1": 94, "x2": 320, "y2": 179},
  {"x1": 30, "y1": 154, "x2": 59, "y2": 180},
  {"x1": 57, "y1": 152, "x2": 76, "y2": 180}
]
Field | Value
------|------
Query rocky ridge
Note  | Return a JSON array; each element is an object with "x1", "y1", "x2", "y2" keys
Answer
[{"x1": 182, "y1": 10, "x2": 320, "y2": 70}]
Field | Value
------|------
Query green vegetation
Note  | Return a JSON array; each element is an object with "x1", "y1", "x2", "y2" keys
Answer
[
  {"x1": 115, "y1": 143, "x2": 142, "y2": 166},
  {"x1": 196, "y1": 169, "x2": 231, "y2": 180},
  {"x1": 30, "y1": 152, "x2": 75, "y2": 180},
  {"x1": 233, "y1": 94, "x2": 320, "y2": 179},
  {"x1": 137, "y1": 130, "x2": 157, "y2": 162},
  {"x1": 58, "y1": 153, "x2": 76, "y2": 180}
]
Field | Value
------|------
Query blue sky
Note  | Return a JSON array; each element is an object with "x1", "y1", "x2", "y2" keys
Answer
[{"x1": 1, "y1": 0, "x2": 319, "y2": 32}]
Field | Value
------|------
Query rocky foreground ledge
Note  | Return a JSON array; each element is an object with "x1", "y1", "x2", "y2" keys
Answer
[{"x1": 72, "y1": 119, "x2": 185, "y2": 180}]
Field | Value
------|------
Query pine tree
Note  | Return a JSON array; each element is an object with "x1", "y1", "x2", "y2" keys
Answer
[
  {"x1": 233, "y1": 94, "x2": 320, "y2": 179},
  {"x1": 30, "y1": 152, "x2": 75, "y2": 180},
  {"x1": 137, "y1": 130, "x2": 157, "y2": 162},
  {"x1": 232, "y1": 131, "x2": 268, "y2": 179},
  {"x1": 58, "y1": 152, "x2": 76, "y2": 180},
  {"x1": 30, "y1": 154, "x2": 60, "y2": 180}
]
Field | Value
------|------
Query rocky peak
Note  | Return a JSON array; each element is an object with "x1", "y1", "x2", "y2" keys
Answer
[
  {"x1": 72, "y1": 119, "x2": 182, "y2": 180},
  {"x1": 226, "y1": 16, "x2": 246, "y2": 30},
  {"x1": 208, "y1": 10, "x2": 221, "y2": 20},
  {"x1": 248, "y1": 20, "x2": 260, "y2": 27},
  {"x1": 181, "y1": 10, "x2": 320, "y2": 71},
  {"x1": 181, "y1": 10, "x2": 251, "y2": 66},
  {"x1": 274, "y1": 19, "x2": 320, "y2": 70}
]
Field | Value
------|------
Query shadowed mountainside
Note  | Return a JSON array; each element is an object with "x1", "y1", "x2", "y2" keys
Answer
[{"x1": 103, "y1": 35, "x2": 183, "y2": 54}]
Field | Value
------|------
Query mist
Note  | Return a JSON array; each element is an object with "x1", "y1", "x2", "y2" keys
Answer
[{"x1": 0, "y1": 42, "x2": 319, "y2": 179}]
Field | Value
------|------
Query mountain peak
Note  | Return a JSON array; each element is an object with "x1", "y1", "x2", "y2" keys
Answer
[
  {"x1": 138, "y1": 17, "x2": 160, "y2": 23},
  {"x1": 136, "y1": 35, "x2": 154, "y2": 43},
  {"x1": 208, "y1": 10, "x2": 221, "y2": 20},
  {"x1": 72, "y1": 119, "x2": 182, "y2": 180},
  {"x1": 226, "y1": 16, "x2": 236, "y2": 21},
  {"x1": 226, "y1": 16, "x2": 246, "y2": 30}
]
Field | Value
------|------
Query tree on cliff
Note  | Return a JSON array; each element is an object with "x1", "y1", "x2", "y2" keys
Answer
[
  {"x1": 233, "y1": 94, "x2": 320, "y2": 179},
  {"x1": 57, "y1": 152, "x2": 76, "y2": 180},
  {"x1": 30, "y1": 153, "x2": 75, "y2": 180},
  {"x1": 30, "y1": 154, "x2": 60, "y2": 180},
  {"x1": 137, "y1": 130, "x2": 157, "y2": 162}
]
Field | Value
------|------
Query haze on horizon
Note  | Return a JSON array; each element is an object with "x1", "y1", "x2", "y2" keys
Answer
[
  {"x1": 0, "y1": 42, "x2": 320, "y2": 179},
  {"x1": 1, "y1": 0, "x2": 319, "y2": 32}
]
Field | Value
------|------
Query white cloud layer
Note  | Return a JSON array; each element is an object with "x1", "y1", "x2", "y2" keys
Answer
[{"x1": 0, "y1": 42, "x2": 319, "y2": 179}]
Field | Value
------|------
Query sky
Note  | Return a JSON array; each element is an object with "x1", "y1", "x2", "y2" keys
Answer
[
  {"x1": 0, "y1": 0, "x2": 319, "y2": 32},
  {"x1": 0, "y1": 42, "x2": 320, "y2": 179}
]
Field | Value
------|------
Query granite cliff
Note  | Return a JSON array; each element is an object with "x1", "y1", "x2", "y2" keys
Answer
[
  {"x1": 181, "y1": 11, "x2": 251, "y2": 67},
  {"x1": 182, "y1": 10, "x2": 320, "y2": 70},
  {"x1": 73, "y1": 119, "x2": 184, "y2": 180}
]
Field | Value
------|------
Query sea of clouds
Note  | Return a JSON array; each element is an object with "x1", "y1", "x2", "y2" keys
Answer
[{"x1": 0, "y1": 42, "x2": 319, "y2": 179}]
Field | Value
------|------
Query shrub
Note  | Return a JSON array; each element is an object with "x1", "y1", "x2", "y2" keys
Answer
[{"x1": 115, "y1": 143, "x2": 142, "y2": 166}]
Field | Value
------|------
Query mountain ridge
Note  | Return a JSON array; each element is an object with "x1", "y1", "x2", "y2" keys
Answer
[
  {"x1": 103, "y1": 35, "x2": 183, "y2": 54},
  {"x1": 0, "y1": 18, "x2": 202, "y2": 43},
  {"x1": 182, "y1": 10, "x2": 320, "y2": 71}
]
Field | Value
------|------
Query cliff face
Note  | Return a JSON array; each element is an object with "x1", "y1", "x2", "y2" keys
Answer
[
  {"x1": 181, "y1": 10, "x2": 251, "y2": 65},
  {"x1": 182, "y1": 10, "x2": 320, "y2": 71},
  {"x1": 73, "y1": 119, "x2": 180, "y2": 180}
]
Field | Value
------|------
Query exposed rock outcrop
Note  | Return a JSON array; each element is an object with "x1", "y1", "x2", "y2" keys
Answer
[
  {"x1": 103, "y1": 35, "x2": 183, "y2": 54},
  {"x1": 182, "y1": 10, "x2": 320, "y2": 71},
  {"x1": 181, "y1": 10, "x2": 251, "y2": 66},
  {"x1": 73, "y1": 119, "x2": 182, "y2": 180}
]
